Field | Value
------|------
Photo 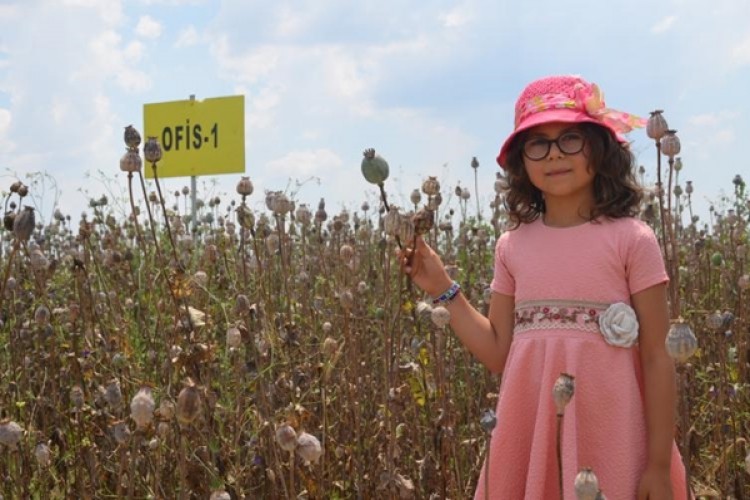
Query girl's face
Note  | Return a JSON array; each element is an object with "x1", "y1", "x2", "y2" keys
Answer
[{"x1": 521, "y1": 122, "x2": 595, "y2": 203}]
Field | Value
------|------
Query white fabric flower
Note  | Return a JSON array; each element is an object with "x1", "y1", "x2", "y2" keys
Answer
[{"x1": 598, "y1": 302, "x2": 639, "y2": 348}]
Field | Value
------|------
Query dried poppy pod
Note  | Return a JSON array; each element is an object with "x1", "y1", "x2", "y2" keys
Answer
[
  {"x1": 226, "y1": 326, "x2": 242, "y2": 349},
  {"x1": 236, "y1": 176, "x2": 254, "y2": 196},
  {"x1": 13, "y1": 206, "x2": 35, "y2": 241},
  {"x1": 176, "y1": 382, "x2": 202, "y2": 426},
  {"x1": 275, "y1": 423, "x2": 297, "y2": 452},
  {"x1": 130, "y1": 387, "x2": 156, "y2": 430},
  {"x1": 339, "y1": 244, "x2": 354, "y2": 262},
  {"x1": 143, "y1": 137, "x2": 163, "y2": 163},
  {"x1": 574, "y1": 467, "x2": 600, "y2": 500},
  {"x1": 70, "y1": 385, "x2": 85, "y2": 410},
  {"x1": 296, "y1": 431, "x2": 322, "y2": 464},
  {"x1": 421, "y1": 176, "x2": 440, "y2": 196},
  {"x1": 34, "y1": 442, "x2": 52, "y2": 467},
  {"x1": 552, "y1": 373, "x2": 575, "y2": 416},
  {"x1": 123, "y1": 124, "x2": 141, "y2": 149},
  {"x1": 431, "y1": 306, "x2": 451, "y2": 328},
  {"x1": 647, "y1": 110, "x2": 668, "y2": 141},
  {"x1": 705, "y1": 311, "x2": 723, "y2": 332},
  {"x1": 412, "y1": 207, "x2": 434, "y2": 236},
  {"x1": 361, "y1": 148, "x2": 389, "y2": 185},
  {"x1": 0, "y1": 420, "x2": 24, "y2": 448},
  {"x1": 120, "y1": 149, "x2": 142, "y2": 173},
  {"x1": 660, "y1": 129, "x2": 681, "y2": 158},
  {"x1": 3, "y1": 211, "x2": 15, "y2": 231},
  {"x1": 665, "y1": 318, "x2": 697, "y2": 363}
]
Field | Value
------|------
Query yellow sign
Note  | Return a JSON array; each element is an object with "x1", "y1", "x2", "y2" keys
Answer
[{"x1": 143, "y1": 95, "x2": 245, "y2": 178}]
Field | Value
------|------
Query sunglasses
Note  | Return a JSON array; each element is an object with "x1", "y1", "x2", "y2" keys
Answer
[{"x1": 522, "y1": 131, "x2": 586, "y2": 161}]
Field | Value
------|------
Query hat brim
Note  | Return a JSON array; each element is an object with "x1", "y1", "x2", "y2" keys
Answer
[{"x1": 495, "y1": 109, "x2": 626, "y2": 168}]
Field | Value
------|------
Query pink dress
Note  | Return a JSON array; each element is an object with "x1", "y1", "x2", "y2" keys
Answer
[{"x1": 475, "y1": 217, "x2": 689, "y2": 499}]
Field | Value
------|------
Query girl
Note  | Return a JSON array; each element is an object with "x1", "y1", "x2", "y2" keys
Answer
[{"x1": 402, "y1": 75, "x2": 688, "y2": 499}]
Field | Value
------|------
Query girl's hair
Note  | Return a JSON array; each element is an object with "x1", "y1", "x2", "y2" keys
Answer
[{"x1": 501, "y1": 122, "x2": 642, "y2": 228}]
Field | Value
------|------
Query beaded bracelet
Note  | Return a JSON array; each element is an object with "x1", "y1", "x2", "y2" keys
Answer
[{"x1": 432, "y1": 281, "x2": 461, "y2": 306}]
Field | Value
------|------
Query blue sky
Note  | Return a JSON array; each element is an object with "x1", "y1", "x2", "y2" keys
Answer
[{"x1": 0, "y1": 0, "x2": 748, "y2": 224}]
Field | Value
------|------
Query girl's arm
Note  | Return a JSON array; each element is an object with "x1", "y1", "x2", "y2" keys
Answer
[
  {"x1": 403, "y1": 236, "x2": 515, "y2": 374},
  {"x1": 631, "y1": 283, "x2": 676, "y2": 471},
  {"x1": 443, "y1": 290, "x2": 515, "y2": 374}
]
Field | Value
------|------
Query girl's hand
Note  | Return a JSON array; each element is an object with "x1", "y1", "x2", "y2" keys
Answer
[
  {"x1": 400, "y1": 236, "x2": 453, "y2": 297},
  {"x1": 637, "y1": 465, "x2": 673, "y2": 500}
]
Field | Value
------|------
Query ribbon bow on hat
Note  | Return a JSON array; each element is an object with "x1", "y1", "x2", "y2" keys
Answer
[{"x1": 573, "y1": 82, "x2": 646, "y2": 134}]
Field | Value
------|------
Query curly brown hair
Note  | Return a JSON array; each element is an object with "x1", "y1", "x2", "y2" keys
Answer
[{"x1": 501, "y1": 122, "x2": 642, "y2": 229}]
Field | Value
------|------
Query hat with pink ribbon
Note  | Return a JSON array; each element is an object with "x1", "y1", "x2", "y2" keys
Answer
[{"x1": 496, "y1": 75, "x2": 646, "y2": 168}]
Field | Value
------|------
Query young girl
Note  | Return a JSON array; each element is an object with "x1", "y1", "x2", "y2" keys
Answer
[{"x1": 402, "y1": 75, "x2": 689, "y2": 499}]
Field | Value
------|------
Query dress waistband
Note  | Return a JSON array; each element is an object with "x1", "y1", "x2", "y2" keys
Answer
[
  {"x1": 514, "y1": 300, "x2": 609, "y2": 335},
  {"x1": 513, "y1": 300, "x2": 640, "y2": 349}
]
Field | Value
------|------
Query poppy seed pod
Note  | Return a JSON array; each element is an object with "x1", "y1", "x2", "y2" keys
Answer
[
  {"x1": 124, "y1": 125, "x2": 141, "y2": 149},
  {"x1": 105, "y1": 379, "x2": 123, "y2": 409},
  {"x1": 226, "y1": 326, "x2": 242, "y2": 349},
  {"x1": 471, "y1": 156, "x2": 479, "y2": 169},
  {"x1": 176, "y1": 384, "x2": 202, "y2": 426},
  {"x1": 13, "y1": 206, "x2": 35, "y2": 241},
  {"x1": 296, "y1": 432, "x2": 323, "y2": 464},
  {"x1": 421, "y1": 176, "x2": 440, "y2": 196},
  {"x1": 70, "y1": 385, "x2": 85, "y2": 410},
  {"x1": 410, "y1": 189, "x2": 422, "y2": 206},
  {"x1": 296, "y1": 204, "x2": 312, "y2": 225},
  {"x1": 479, "y1": 409, "x2": 497, "y2": 432},
  {"x1": 660, "y1": 130, "x2": 681, "y2": 158},
  {"x1": 0, "y1": 420, "x2": 24, "y2": 447},
  {"x1": 339, "y1": 244, "x2": 354, "y2": 262},
  {"x1": 412, "y1": 207, "x2": 434, "y2": 236},
  {"x1": 275, "y1": 423, "x2": 297, "y2": 452},
  {"x1": 705, "y1": 311, "x2": 723, "y2": 332},
  {"x1": 158, "y1": 399, "x2": 175, "y2": 421},
  {"x1": 552, "y1": 373, "x2": 575, "y2": 416},
  {"x1": 120, "y1": 149, "x2": 142, "y2": 173},
  {"x1": 361, "y1": 148, "x2": 390, "y2": 185},
  {"x1": 647, "y1": 110, "x2": 668, "y2": 140},
  {"x1": 3, "y1": 211, "x2": 15, "y2": 231},
  {"x1": 143, "y1": 137, "x2": 163, "y2": 163},
  {"x1": 665, "y1": 319, "x2": 697, "y2": 363},
  {"x1": 130, "y1": 387, "x2": 156, "y2": 430},
  {"x1": 431, "y1": 306, "x2": 451, "y2": 328},
  {"x1": 236, "y1": 176, "x2": 254, "y2": 196},
  {"x1": 574, "y1": 467, "x2": 600, "y2": 500},
  {"x1": 34, "y1": 442, "x2": 52, "y2": 467}
]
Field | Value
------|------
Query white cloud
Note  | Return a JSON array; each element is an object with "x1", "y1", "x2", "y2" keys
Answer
[
  {"x1": 62, "y1": 0, "x2": 124, "y2": 26},
  {"x1": 651, "y1": 15, "x2": 676, "y2": 34},
  {"x1": 135, "y1": 15, "x2": 162, "y2": 39},
  {"x1": 439, "y1": 4, "x2": 473, "y2": 28},
  {"x1": 72, "y1": 30, "x2": 151, "y2": 92},
  {"x1": 274, "y1": 5, "x2": 307, "y2": 38},
  {"x1": 266, "y1": 149, "x2": 343, "y2": 177},
  {"x1": 688, "y1": 111, "x2": 739, "y2": 127},
  {"x1": 730, "y1": 34, "x2": 750, "y2": 67},
  {"x1": 175, "y1": 25, "x2": 199, "y2": 47},
  {"x1": 0, "y1": 108, "x2": 13, "y2": 153}
]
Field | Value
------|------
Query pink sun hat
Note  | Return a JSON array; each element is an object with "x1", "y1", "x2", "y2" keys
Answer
[{"x1": 496, "y1": 75, "x2": 647, "y2": 168}]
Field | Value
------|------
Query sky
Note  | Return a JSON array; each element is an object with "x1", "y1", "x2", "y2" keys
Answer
[{"x1": 0, "y1": 0, "x2": 748, "y2": 225}]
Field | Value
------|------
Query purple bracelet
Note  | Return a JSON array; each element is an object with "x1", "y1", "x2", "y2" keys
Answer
[{"x1": 432, "y1": 281, "x2": 461, "y2": 306}]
